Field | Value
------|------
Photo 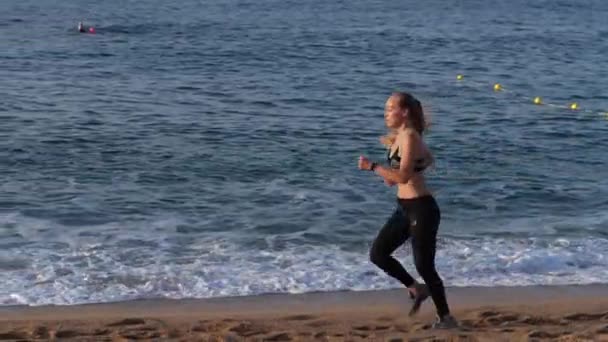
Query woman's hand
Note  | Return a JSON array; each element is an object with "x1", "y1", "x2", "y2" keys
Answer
[
  {"x1": 358, "y1": 156, "x2": 372, "y2": 170},
  {"x1": 360, "y1": 155, "x2": 395, "y2": 185}
]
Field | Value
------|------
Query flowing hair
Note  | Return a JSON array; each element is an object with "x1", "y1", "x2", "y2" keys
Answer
[{"x1": 380, "y1": 92, "x2": 430, "y2": 147}]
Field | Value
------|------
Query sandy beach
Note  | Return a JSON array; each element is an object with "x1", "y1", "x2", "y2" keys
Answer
[{"x1": 1, "y1": 284, "x2": 608, "y2": 341}]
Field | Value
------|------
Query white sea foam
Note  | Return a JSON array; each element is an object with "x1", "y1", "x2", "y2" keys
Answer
[{"x1": 2, "y1": 226, "x2": 607, "y2": 306}]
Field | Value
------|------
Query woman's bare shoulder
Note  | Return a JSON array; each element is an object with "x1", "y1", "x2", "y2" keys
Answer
[{"x1": 397, "y1": 128, "x2": 422, "y2": 144}]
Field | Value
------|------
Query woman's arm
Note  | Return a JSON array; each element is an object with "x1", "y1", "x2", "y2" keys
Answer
[{"x1": 359, "y1": 131, "x2": 419, "y2": 184}]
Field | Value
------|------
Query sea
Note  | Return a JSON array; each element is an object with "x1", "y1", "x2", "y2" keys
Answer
[{"x1": 1, "y1": 0, "x2": 607, "y2": 306}]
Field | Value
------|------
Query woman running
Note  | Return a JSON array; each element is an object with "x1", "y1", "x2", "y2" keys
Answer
[{"x1": 358, "y1": 92, "x2": 457, "y2": 328}]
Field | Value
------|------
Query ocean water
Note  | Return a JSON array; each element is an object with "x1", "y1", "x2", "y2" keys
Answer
[{"x1": 1, "y1": 0, "x2": 608, "y2": 306}]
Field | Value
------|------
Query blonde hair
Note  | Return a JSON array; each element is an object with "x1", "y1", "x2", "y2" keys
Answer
[{"x1": 380, "y1": 92, "x2": 431, "y2": 147}]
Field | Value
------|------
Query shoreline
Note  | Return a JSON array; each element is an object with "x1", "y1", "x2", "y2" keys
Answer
[{"x1": 2, "y1": 284, "x2": 608, "y2": 340}]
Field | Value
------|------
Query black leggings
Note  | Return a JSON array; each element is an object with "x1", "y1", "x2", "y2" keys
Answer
[{"x1": 369, "y1": 195, "x2": 450, "y2": 317}]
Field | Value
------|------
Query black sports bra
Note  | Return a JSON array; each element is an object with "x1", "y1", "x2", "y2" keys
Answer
[{"x1": 387, "y1": 147, "x2": 428, "y2": 172}]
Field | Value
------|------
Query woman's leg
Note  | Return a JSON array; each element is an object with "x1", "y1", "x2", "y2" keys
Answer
[
  {"x1": 369, "y1": 207, "x2": 416, "y2": 287},
  {"x1": 409, "y1": 198, "x2": 451, "y2": 318}
]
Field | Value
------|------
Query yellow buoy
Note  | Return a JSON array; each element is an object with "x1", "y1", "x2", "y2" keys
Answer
[
  {"x1": 569, "y1": 102, "x2": 579, "y2": 110},
  {"x1": 533, "y1": 97, "x2": 542, "y2": 105},
  {"x1": 493, "y1": 83, "x2": 502, "y2": 92},
  {"x1": 456, "y1": 74, "x2": 464, "y2": 80}
]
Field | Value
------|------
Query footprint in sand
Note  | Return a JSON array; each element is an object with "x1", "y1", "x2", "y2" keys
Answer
[
  {"x1": 264, "y1": 332, "x2": 293, "y2": 341},
  {"x1": 352, "y1": 331, "x2": 369, "y2": 338},
  {"x1": 306, "y1": 319, "x2": 332, "y2": 328},
  {"x1": 353, "y1": 324, "x2": 391, "y2": 332},
  {"x1": 55, "y1": 330, "x2": 83, "y2": 339},
  {"x1": 191, "y1": 320, "x2": 227, "y2": 333},
  {"x1": 564, "y1": 312, "x2": 606, "y2": 321},
  {"x1": 519, "y1": 315, "x2": 560, "y2": 325},
  {"x1": 313, "y1": 331, "x2": 327, "y2": 339},
  {"x1": 106, "y1": 318, "x2": 146, "y2": 327},
  {"x1": 0, "y1": 331, "x2": 28, "y2": 340},
  {"x1": 281, "y1": 314, "x2": 316, "y2": 321},
  {"x1": 479, "y1": 312, "x2": 520, "y2": 326},
  {"x1": 478, "y1": 310, "x2": 501, "y2": 318},
  {"x1": 45, "y1": 328, "x2": 107, "y2": 340},
  {"x1": 120, "y1": 331, "x2": 161, "y2": 340},
  {"x1": 487, "y1": 315, "x2": 515, "y2": 325},
  {"x1": 353, "y1": 325, "x2": 373, "y2": 331},
  {"x1": 528, "y1": 330, "x2": 563, "y2": 339},
  {"x1": 478, "y1": 311, "x2": 520, "y2": 324},
  {"x1": 228, "y1": 321, "x2": 269, "y2": 337},
  {"x1": 108, "y1": 321, "x2": 162, "y2": 340}
]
